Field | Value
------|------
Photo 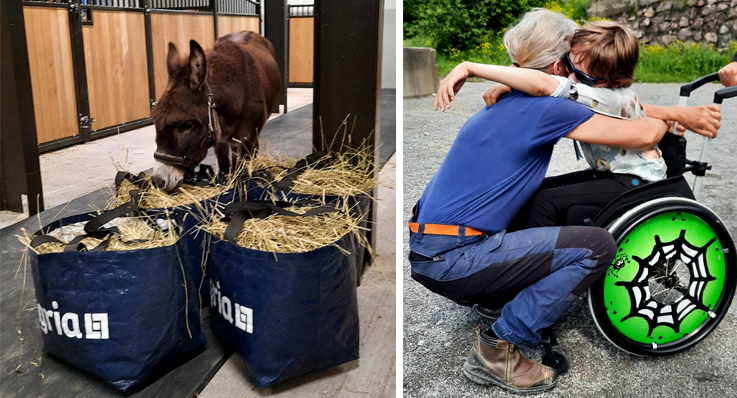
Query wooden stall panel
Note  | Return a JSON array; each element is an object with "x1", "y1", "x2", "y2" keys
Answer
[
  {"x1": 151, "y1": 13, "x2": 215, "y2": 99},
  {"x1": 83, "y1": 11, "x2": 150, "y2": 131},
  {"x1": 217, "y1": 15, "x2": 259, "y2": 38},
  {"x1": 289, "y1": 17, "x2": 313, "y2": 84},
  {"x1": 23, "y1": 6, "x2": 79, "y2": 144}
]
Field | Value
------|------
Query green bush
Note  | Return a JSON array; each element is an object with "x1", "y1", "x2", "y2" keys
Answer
[
  {"x1": 403, "y1": 0, "x2": 423, "y2": 39},
  {"x1": 411, "y1": 0, "x2": 544, "y2": 53}
]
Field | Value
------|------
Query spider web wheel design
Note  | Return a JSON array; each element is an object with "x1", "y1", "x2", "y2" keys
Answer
[{"x1": 614, "y1": 229, "x2": 716, "y2": 338}]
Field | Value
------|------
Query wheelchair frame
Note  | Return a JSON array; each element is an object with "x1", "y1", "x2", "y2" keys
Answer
[{"x1": 586, "y1": 74, "x2": 737, "y2": 356}]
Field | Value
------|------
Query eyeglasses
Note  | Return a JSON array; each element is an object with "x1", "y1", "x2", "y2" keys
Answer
[{"x1": 562, "y1": 52, "x2": 606, "y2": 86}]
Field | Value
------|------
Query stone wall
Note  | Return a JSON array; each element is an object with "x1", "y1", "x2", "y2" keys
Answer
[{"x1": 586, "y1": 0, "x2": 737, "y2": 49}]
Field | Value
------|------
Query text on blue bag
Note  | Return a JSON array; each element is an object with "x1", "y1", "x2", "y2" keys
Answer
[
  {"x1": 37, "y1": 301, "x2": 109, "y2": 340},
  {"x1": 210, "y1": 279, "x2": 253, "y2": 333}
]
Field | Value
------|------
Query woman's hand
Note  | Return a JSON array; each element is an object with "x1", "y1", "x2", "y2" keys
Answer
[
  {"x1": 675, "y1": 104, "x2": 721, "y2": 138},
  {"x1": 642, "y1": 103, "x2": 721, "y2": 138},
  {"x1": 434, "y1": 63, "x2": 470, "y2": 111},
  {"x1": 483, "y1": 84, "x2": 512, "y2": 106},
  {"x1": 718, "y1": 62, "x2": 737, "y2": 87}
]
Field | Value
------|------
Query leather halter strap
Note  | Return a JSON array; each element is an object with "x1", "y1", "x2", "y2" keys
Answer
[{"x1": 153, "y1": 81, "x2": 219, "y2": 169}]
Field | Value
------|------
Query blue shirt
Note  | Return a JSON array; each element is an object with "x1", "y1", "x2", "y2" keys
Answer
[{"x1": 416, "y1": 91, "x2": 594, "y2": 234}]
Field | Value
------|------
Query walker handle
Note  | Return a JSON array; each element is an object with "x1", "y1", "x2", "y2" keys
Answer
[
  {"x1": 714, "y1": 85, "x2": 737, "y2": 103},
  {"x1": 691, "y1": 85, "x2": 737, "y2": 197},
  {"x1": 680, "y1": 73, "x2": 720, "y2": 97}
]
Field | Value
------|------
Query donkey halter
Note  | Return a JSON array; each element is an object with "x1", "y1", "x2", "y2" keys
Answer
[{"x1": 153, "y1": 82, "x2": 220, "y2": 169}]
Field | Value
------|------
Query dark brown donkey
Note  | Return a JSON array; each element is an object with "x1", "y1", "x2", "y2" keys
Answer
[{"x1": 151, "y1": 31, "x2": 280, "y2": 192}]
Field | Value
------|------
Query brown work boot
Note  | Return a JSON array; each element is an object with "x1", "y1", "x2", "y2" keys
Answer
[{"x1": 463, "y1": 326, "x2": 558, "y2": 395}]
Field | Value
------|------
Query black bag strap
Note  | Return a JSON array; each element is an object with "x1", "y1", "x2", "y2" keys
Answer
[
  {"x1": 30, "y1": 194, "x2": 168, "y2": 253},
  {"x1": 273, "y1": 151, "x2": 331, "y2": 191},
  {"x1": 184, "y1": 164, "x2": 227, "y2": 187},
  {"x1": 222, "y1": 200, "x2": 337, "y2": 243},
  {"x1": 115, "y1": 171, "x2": 149, "y2": 190},
  {"x1": 30, "y1": 225, "x2": 117, "y2": 252},
  {"x1": 84, "y1": 191, "x2": 141, "y2": 234}
]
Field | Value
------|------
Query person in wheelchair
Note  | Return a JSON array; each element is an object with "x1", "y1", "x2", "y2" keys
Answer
[{"x1": 409, "y1": 8, "x2": 723, "y2": 395}]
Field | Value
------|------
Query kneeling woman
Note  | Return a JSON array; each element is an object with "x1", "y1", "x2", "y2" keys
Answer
[{"x1": 408, "y1": 9, "x2": 671, "y2": 395}]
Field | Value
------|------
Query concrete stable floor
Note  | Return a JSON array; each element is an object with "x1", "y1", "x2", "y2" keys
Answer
[{"x1": 0, "y1": 88, "x2": 315, "y2": 229}]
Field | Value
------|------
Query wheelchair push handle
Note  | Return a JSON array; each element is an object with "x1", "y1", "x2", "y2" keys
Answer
[
  {"x1": 679, "y1": 72, "x2": 720, "y2": 97},
  {"x1": 714, "y1": 85, "x2": 737, "y2": 104}
]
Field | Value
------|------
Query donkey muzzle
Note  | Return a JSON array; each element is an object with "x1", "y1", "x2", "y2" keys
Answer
[{"x1": 152, "y1": 160, "x2": 185, "y2": 193}]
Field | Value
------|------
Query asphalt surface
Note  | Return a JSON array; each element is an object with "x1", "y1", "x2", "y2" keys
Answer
[{"x1": 403, "y1": 82, "x2": 737, "y2": 398}]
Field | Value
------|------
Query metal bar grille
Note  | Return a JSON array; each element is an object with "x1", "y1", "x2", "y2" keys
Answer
[
  {"x1": 21, "y1": 0, "x2": 71, "y2": 4},
  {"x1": 76, "y1": 0, "x2": 141, "y2": 7},
  {"x1": 288, "y1": 5, "x2": 313, "y2": 17},
  {"x1": 150, "y1": 0, "x2": 211, "y2": 11},
  {"x1": 216, "y1": 0, "x2": 259, "y2": 16}
]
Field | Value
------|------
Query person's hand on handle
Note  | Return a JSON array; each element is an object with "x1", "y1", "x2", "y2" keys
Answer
[
  {"x1": 483, "y1": 83, "x2": 513, "y2": 106},
  {"x1": 676, "y1": 104, "x2": 721, "y2": 138},
  {"x1": 718, "y1": 61, "x2": 737, "y2": 87},
  {"x1": 434, "y1": 62, "x2": 470, "y2": 111}
]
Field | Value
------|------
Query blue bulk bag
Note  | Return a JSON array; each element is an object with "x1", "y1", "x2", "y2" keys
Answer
[
  {"x1": 115, "y1": 170, "x2": 237, "y2": 306},
  {"x1": 244, "y1": 153, "x2": 372, "y2": 286},
  {"x1": 206, "y1": 201, "x2": 360, "y2": 387},
  {"x1": 28, "y1": 201, "x2": 205, "y2": 391}
]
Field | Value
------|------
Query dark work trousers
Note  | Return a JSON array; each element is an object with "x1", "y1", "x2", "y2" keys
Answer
[
  {"x1": 409, "y1": 223, "x2": 616, "y2": 346},
  {"x1": 506, "y1": 169, "x2": 644, "y2": 231}
]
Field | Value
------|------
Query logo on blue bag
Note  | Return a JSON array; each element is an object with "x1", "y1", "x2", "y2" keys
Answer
[
  {"x1": 37, "y1": 301, "x2": 109, "y2": 340},
  {"x1": 210, "y1": 279, "x2": 253, "y2": 334}
]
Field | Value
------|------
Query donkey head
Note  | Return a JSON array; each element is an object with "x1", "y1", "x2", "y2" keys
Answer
[{"x1": 151, "y1": 40, "x2": 215, "y2": 192}]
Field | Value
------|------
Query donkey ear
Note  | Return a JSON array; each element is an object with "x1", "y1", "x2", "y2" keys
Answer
[
  {"x1": 167, "y1": 42, "x2": 180, "y2": 77},
  {"x1": 188, "y1": 40, "x2": 207, "y2": 90}
]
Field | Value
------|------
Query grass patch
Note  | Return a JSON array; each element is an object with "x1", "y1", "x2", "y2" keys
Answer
[{"x1": 635, "y1": 41, "x2": 737, "y2": 83}]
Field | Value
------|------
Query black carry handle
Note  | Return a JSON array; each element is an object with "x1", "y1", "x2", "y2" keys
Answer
[
  {"x1": 273, "y1": 151, "x2": 331, "y2": 191},
  {"x1": 115, "y1": 171, "x2": 149, "y2": 190},
  {"x1": 30, "y1": 192, "x2": 166, "y2": 253},
  {"x1": 84, "y1": 190, "x2": 141, "y2": 234},
  {"x1": 679, "y1": 73, "x2": 720, "y2": 97},
  {"x1": 184, "y1": 164, "x2": 227, "y2": 186},
  {"x1": 30, "y1": 233, "x2": 114, "y2": 253},
  {"x1": 714, "y1": 85, "x2": 737, "y2": 104},
  {"x1": 222, "y1": 200, "x2": 337, "y2": 243}
]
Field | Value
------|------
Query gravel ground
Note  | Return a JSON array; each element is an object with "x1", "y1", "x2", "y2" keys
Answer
[{"x1": 403, "y1": 82, "x2": 737, "y2": 398}]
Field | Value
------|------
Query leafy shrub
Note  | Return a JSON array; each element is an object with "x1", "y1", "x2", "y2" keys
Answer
[{"x1": 412, "y1": 0, "x2": 544, "y2": 53}]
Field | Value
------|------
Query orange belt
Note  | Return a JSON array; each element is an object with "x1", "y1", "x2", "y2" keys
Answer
[{"x1": 408, "y1": 222, "x2": 484, "y2": 237}]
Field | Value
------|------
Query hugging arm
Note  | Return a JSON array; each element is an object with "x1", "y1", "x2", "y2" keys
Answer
[
  {"x1": 566, "y1": 114, "x2": 669, "y2": 151},
  {"x1": 434, "y1": 62, "x2": 559, "y2": 111},
  {"x1": 484, "y1": 84, "x2": 722, "y2": 138}
]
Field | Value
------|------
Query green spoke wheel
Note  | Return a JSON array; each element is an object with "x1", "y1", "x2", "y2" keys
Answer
[{"x1": 589, "y1": 197, "x2": 736, "y2": 356}]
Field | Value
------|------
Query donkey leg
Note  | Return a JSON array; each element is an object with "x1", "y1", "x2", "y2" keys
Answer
[{"x1": 214, "y1": 142, "x2": 232, "y2": 174}]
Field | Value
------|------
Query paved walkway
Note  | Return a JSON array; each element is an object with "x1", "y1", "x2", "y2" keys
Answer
[{"x1": 403, "y1": 82, "x2": 737, "y2": 398}]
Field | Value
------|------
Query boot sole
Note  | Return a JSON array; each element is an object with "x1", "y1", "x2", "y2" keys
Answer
[{"x1": 462, "y1": 352, "x2": 558, "y2": 396}]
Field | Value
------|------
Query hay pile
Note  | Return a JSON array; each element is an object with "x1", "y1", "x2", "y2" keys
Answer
[
  {"x1": 246, "y1": 148, "x2": 377, "y2": 199},
  {"x1": 18, "y1": 216, "x2": 179, "y2": 254},
  {"x1": 111, "y1": 178, "x2": 229, "y2": 210},
  {"x1": 201, "y1": 204, "x2": 366, "y2": 254}
]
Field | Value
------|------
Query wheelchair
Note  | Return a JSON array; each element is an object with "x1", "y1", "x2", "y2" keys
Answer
[{"x1": 587, "y1": 74, "x2": 737, "y2": 357}]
